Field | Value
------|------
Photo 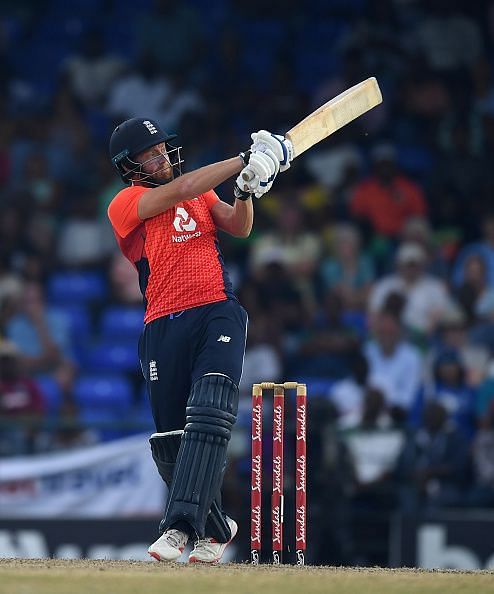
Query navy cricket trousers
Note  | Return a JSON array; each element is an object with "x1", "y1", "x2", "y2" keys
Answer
[{"x1": 138, "y1": 298, "x2": 248, "y2": 432}]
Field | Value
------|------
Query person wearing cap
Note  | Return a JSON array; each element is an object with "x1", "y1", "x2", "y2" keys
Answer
[
  {"x1": 368, "y1": 241, "x2": 453, "y2": 336},
  {"x1": 107, "y1": 118, "x2": 293, "y2": 563},
  {"x1": 350, "y1": 142, "x2": 428, "y2": 239}
]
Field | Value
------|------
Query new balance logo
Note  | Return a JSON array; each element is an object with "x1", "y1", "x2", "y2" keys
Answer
[
  {"x1": 149, "y1": 360, "x2": 159, "y2": 381},
  {"x1": 143, "y1": 120, "x2": 158, "y2": 134},
  {"x1": 217, "y1": 335, "x2": 231, "y2": 343}
]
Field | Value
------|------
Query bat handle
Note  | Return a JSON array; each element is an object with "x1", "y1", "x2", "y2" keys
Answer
[{"x1": 241, "y1": 169, "x2": 255, "y2": 182}]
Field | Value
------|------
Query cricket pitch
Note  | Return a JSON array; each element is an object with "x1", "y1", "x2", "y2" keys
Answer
[{"x1": 1, "y1": 559, "x2": 494, "y2": 594}]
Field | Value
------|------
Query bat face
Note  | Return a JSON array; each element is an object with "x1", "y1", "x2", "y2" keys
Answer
[{"x1": 286, "y1": 77, "x2": 382, "y2": 158}]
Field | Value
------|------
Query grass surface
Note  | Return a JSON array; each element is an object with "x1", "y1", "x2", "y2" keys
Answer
[{"x1": 1, "y1": 559, "x2": 494, "y2": 594}]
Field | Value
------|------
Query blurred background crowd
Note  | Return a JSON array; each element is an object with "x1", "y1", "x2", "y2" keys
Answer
[{"x1": 2, "y1": 0, "x2": 494, "y2": 565}]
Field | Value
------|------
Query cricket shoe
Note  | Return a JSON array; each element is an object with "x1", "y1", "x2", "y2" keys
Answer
[
  {"x1": 188, "y1": 517, "x2": 238, "y2": 564},
  {"x1": 148, "y1": 528, "x2": 188, "y2": 562}
]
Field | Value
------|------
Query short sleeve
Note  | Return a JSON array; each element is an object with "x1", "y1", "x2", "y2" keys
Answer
[
  {"x1": 108, "y1": 186, "x2": 148, "y2": 237},
  {"x1": 201, "y1": 190, "x2": 220, "y2": 210}
]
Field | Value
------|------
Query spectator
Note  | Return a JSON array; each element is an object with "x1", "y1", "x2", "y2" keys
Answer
[
  {"x1": 238, "y1": 315, "x2": 282, "y2": 399},
  {"x1": 409, "y1": 0, "x2": 483, "y2": 73},
  {"x1": 320, "y1": 223, "x2": 375, "y2": 311},
  {"x1": 329, "y1": 349, "x2": 369, "y2": 429},
  {"x1": 57, "y1": 194, "x2": 114, "y2": 268},
  {"x1": 434, "y1": 304, "x2": 490, "y2": 387},
  {"x1": 350, "y1": 143, "x2": 428, "y2": 240},
  {"x1": 369, "y1": 242, "x2": 453, "y2": 337},
  {"x1": 34, "y1": 399, "x2": 98, "y2": 453},
  {"x1": 61, "y1": 30, "x2": 126, "y2": 108},
  {"x1": 417, "y1": 348, "x2": 477, "y2": 439},
  {"x1": 0, "y1": 338, "x2": 45, "y2": 455},
  {"x1": 107, "y1": 53, "x2": 204, "y2": 133},
  {"x1": 364, "y1": 310, "x2": 423, "y2": 414},
  {"x1": 344, "y1": 386, "x2": 404, "y2": 511},
  {"x1": 455, "y1": 253, "x2": 494, "y2": 323},
  {"x1": 107, "y1": 51, "x2": 172, "y2": 124},
  {"x1": 249, "y1": 202, "x2": 322, "y2": 310},
  {"x1": 396, "y1": 401, "x2": 470, "y2": 511},
  {"x1": 468, "y1": 403, "x2": 494, "y2": 507},
  {"x1": 136, "y1": 0, "x2": 203, "y2": 75},
  {"x1": 4, "y1": 280, "x2": 76, "y2": 399},
  {"x1": 290, "y1": 291, "x2": 360, "y2": 380},
  {"x1": 453, "y1": 213, "x2": 494, "y2": 289}
]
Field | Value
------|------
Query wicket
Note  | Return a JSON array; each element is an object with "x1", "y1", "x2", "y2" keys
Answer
[{"x1": 250, "y1": 382, "x2": 307, "y2": 565}]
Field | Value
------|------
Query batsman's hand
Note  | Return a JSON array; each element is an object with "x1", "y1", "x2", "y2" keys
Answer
[
  {"x1": 250, "y1": 130, "x2": 293, "y2": 172},
  {"x1": 235, "y1": 151, "x2": 279, "y2": 199}
]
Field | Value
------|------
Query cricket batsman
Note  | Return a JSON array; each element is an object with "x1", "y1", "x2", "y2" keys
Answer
[{"x1": 107, "y1": 118, "x2": 292, "y2": 563}]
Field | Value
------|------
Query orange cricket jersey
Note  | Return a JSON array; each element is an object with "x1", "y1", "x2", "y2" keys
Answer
[{"x1": 107, "y1": 185, "x2": 232, "y2": 323}]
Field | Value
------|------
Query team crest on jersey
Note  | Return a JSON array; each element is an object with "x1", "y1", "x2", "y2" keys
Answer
[{"x1": 143, "y1": 120, "x2": 158, "y2": 134}]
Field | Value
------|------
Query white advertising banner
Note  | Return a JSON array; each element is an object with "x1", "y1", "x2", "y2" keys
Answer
[{"x1": 0, "y1": 434, "x2": 165, "y2": 517}]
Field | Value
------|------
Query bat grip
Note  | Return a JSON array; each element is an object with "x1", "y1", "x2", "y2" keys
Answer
[{"x1": 241, "y1": 169, "x2": 255, "y2": 182}]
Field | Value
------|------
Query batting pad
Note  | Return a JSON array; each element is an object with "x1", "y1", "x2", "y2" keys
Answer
[
  {"x1": 161, "y1": 374, "x2": 239, "y2": 540},
  {"x1": 150, "y1": 429, "x2": 233, "y2": 542}
]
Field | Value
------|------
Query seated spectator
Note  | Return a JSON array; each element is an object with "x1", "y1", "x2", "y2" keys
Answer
[
  {"x1": 344, "y1": 386, "x2": 405, "y2": 511},
  {"x1": 455, "y1": 253, "x2": 494, "y2": 324},
  {"x1": 409, "y1": 0, "x2": 482, "y2": 73},
  {"x1": 248, "y1": 250, "x2": 306, "y2": 337},
  {"x1": 364, "y1": 310, "x2": 424, "y2": 414},
  {"x1": 416, "y1": 348, "x2": 476, "y2": 439},
  {"x1": 108, "y1": 53, "x2": 203, "y2": 132},
  {"x1": 400, "y1": 216, "x2": 450, "y2": 281},
  {"x1": 307, "y1": 397, "x2": 356, "y2": 565},
  {"x1": 4, "y1": 280, "x2": 76, "y2": 399},
  {"x1": 0, "y1": 339, "x2": 45, "y2": 455},
  {"x1": 61, "y1": 29, "x2": 126, "y2": 108},
  {"x1": 435, "y1": 304, "x2": 490, "y2": 386},
  {"x1": 350, "y1": 143, "x2": 428, "y2": 239},
  {"x1": 452, "y1": 213, "x2": 494, "y2": 289},
  {"x1": 136, "y1": 0, "x2": 203, "y2": 75},
  {"x1": 395, "y1": 402, "x2": 470, "y2": 511},
  {"x1": 320, "y1": 224, "x2": 375, "y2": 311},
  {"x1": 290, "y1": 291, "x2": 360, "y2": 380},
  {"x1": 329, "y1": 349, "x2": 369, "y2": 429},
  {"x1": 467, "y1": 402, "x2": 494, "y2": 507},
  {"x1": 249, "y1": 202, "x2": 322, "y2": 310},
  {"x1": 34, "y1": 399, "x2": 98, "y2": 453},
  {"x1": 57, "y1": 194, "x2": 114, "y2": 268},
  {"x1": 369, "y1": 241, "x2": 453, "y2": 337},
  {"x1": 239, "y1": 315, "x2": 282, "y2": 399}
]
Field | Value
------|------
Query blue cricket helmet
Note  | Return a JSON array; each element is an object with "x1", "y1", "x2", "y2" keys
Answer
[{"x1": 109, "y1": 117, "x2": 180, "y2": 184}]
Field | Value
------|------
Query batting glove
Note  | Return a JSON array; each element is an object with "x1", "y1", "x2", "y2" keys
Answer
[{"x1": 250, "y1": 130, "x2": 293, "y2": 172}]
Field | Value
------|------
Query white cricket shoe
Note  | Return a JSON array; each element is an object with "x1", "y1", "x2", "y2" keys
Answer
[
  {"x1": 148, "y1": 528, "x2": 189, "y2": 562},
  {"x1": 188, "y1": 517, "x2": 238, "y2": 564}
]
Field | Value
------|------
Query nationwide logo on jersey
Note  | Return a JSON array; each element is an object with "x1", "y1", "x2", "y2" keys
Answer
[{"x1": 172, "y1": 207, "x2": 202, "y2": 243}]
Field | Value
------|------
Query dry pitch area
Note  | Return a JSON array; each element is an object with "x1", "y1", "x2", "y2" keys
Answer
[{"x1": 1, "y1": 559, "x2": 494, "y2": 594}]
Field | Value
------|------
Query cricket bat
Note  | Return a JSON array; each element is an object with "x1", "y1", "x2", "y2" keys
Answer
[{"x1": 242, "y1": 77, "x2": 382, "y2": 181}]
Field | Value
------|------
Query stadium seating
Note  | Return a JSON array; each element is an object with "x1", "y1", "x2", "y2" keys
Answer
[
  {"x1": 100, "y1": 306, "x2": 144, "y2": 340},
  {"x1": 47, "y1": 270, "x2": 107, "y2": 305}
]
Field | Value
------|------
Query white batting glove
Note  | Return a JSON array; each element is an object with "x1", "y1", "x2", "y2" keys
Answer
[
  {"x1": 237, "y1": 151, "x2": 279, "y2": 199},
  {"x1": 250, "y1": 130, "x2": 293, "y2": 172}
]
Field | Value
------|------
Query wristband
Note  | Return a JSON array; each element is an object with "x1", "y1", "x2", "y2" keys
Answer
[
  {"x1": 238, "y1": 150, "x2": 251, "y2": 167},
  {"x1": 234, "y1": 182, "x2": 252, "y2": 201}
]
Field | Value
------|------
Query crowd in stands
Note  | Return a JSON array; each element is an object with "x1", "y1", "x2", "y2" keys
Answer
[{"x1": 2, "y1": 0, "x2": 494, "y2": 564}]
